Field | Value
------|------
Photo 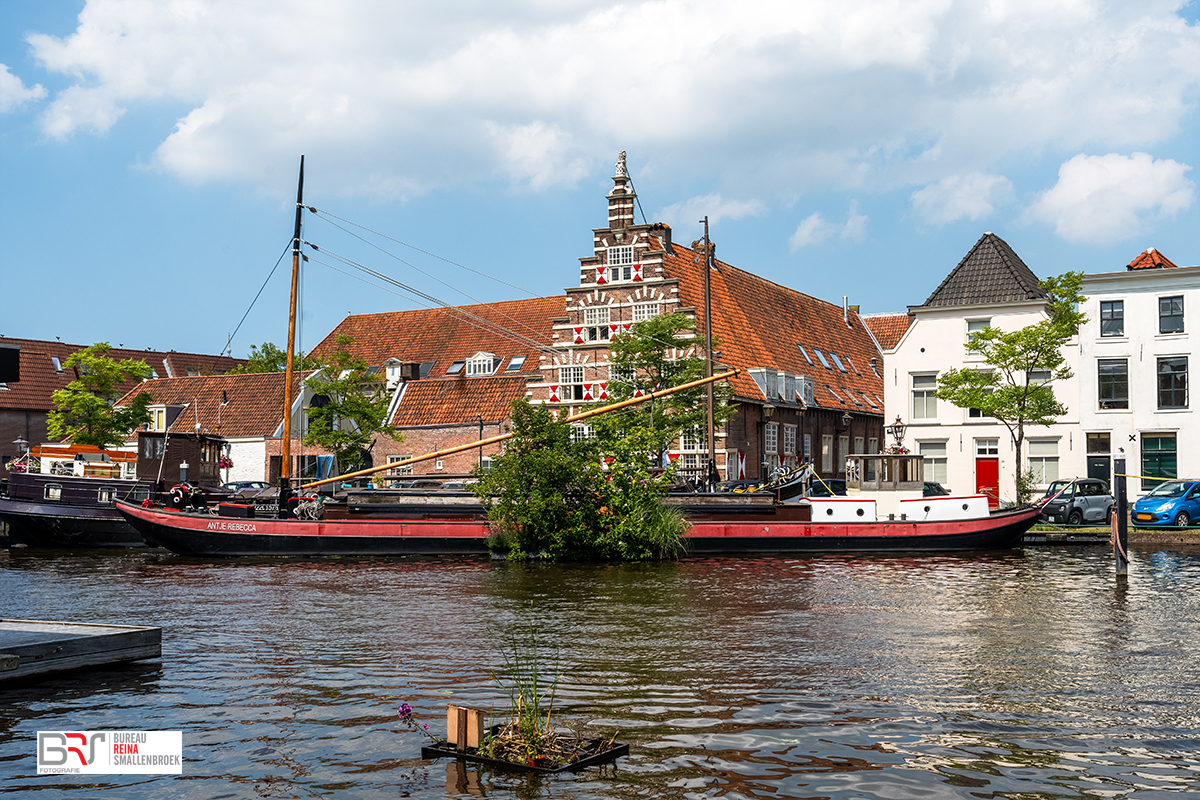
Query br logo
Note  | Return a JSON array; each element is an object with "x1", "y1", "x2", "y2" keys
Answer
[{"x1": 38, "y1": 732, "x2": 106, "y2": 767}]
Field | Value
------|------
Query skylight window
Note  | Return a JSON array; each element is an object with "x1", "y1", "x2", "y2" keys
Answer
[
  {"x1": 825, "y1": 384, "x2": 842, "y2": 401},
  {"x1": 813, "y1": 349, "x2": 831, "y2": 370},
  {"x1": 420, "y1": 361, "x2": 435, "y2": 378},
  {"x1": 506, "y1": 355, "x2": 526, "y2": 372},
  {"x1": 51, "y1": 356, "x2": 63, "y2": 373},
  {"x1": 830, "y1": 352, "x2": 848, "y2": 373},
  {"x1": 446, "y1": 360, "x2": 465, "y2": 376},
  {"x1": 845, "y1": 356, "x2": 859, "y2": 374},
  {"x1": 796, "y1": 344, "x2": 813, "y2": 365}
]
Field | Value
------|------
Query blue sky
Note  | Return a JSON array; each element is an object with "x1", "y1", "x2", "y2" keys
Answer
[{"x1": 2, "y1": 0, "x2": 1198, "y2": 358}]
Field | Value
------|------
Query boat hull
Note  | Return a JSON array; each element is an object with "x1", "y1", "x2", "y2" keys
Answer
[
  {"x1": 116, "y1": 500, "x2": 1038, "y2": 557},
  {"x1": 686, "y1": 505, "x2": 1040, "y2": 553},
  {"x1": 116, "y1": 500, "x2": 492, "y2": 557},
  {"x1": 0, "y1": 497, "x2": 146, "y2": 548}
]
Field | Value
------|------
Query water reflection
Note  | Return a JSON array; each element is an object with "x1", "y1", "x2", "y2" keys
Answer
[{"x1": 3, "y1": 547, "x2": 1200, "y2": 798}]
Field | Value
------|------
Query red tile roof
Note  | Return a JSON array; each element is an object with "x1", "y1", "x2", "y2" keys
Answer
[
  {"x1": 310, "y1": 297, "x2": 564, "y2": 374},
  {"x1": 114, "y1": 372, "x2": 305, "y2": 438},
  {"x1": 861, "y1": 313, "x2": 911, "y2": 351},
  {"x1": 0, "y1": 338, "x2": 243, "y2": 412},
  {"x1": 392, "y1": 375, "x2": 529, "y2": 426},
  {"x1": 659, "y1": 240, "x2": 884, "y2": 414},
  {"x1": 1126, "y1": 248, "x2": 1180, "y2": 270}
]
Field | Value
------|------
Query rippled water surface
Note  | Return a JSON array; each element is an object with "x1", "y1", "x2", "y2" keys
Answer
[{"x1": 3, "y1": 546, "x2": 1200, "y2": 799}]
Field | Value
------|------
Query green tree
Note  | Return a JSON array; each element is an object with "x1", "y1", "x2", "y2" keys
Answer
[
  {"x1": 472, "y1": 400, "x2": 687, "y2": 561},
  {"x1": 229, "y1": 341, "x2": 320, "y2": 374},
  {"x1": 592, "y1": 312, "x2": 734, "y2": 466},
  {"x1": 48, "y1": 343, "x2": 153, "y2": 449},
  {"x1": 935, "y1": 272, "x2": 1087, "y2": 504},
  {"x1": 301, "y1": 335, "x2": 402, "y2": 473}
]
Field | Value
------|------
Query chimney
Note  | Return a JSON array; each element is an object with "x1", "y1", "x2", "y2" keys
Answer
[
  {"x1": 607, "y1": 150, "x2": 635, "y2": 230},
  {"x1": 843, "y1": 297, "x2": 850, "y2": 327}
]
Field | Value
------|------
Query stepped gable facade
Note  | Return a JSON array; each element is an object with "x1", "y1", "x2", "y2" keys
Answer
[
  {"x1": 309, "y1": 296, "x2": 563, "y2": 478},
  {"x1": 0, "y1": 337, "x2": 242, "y2": 476},
  {"x1": 532, "y1": 157, "x2": 885, "y2": 482}
]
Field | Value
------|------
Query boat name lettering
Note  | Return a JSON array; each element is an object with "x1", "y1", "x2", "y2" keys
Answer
[{"x1": 206, "y1": 521, "x2": 257, "y2": 532}]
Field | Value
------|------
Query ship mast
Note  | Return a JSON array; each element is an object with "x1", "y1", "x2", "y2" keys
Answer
[{"x1": 280, "y1": 156, "x2": 305, "y2": 486}]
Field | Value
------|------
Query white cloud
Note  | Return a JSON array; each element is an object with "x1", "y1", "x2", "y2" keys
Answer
[
  {"x1": 911, "y1": 172, "x2": 1013, "y2": 225},
  {"x1": 19, "y1": 1, "x2": 1200, "y2": 199},
  {"x1": 789, "y1": 202, "x2": 867, "y2": 249},
  {"x1": 1025, "y1": 152, "x2": 1195, "y2": 244},
  {"x1": 0, "y1": 64, "x2": 47, "y2": 113},
  {"x1": 654, "y1": 193, "x2": 766, "y2": 232}
]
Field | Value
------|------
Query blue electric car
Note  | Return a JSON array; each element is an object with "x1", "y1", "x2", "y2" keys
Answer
[{"x1": 1131, "y1": 480, "x2": 1200, "y2": 527}]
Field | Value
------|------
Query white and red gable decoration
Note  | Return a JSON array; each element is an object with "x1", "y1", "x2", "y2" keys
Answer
[
  {"x1": 608, "y1": 322, "x2": 632, "y2": 337},
  {"x1": 573, "y1": 327, "x2": 585, "y2": 344},
  {"x1": 595, "y1": 267, "x2": 607, "y2": 284},
  {"x1": 632, "y1": 263, "x2": 643, "y2": 282},
  {"x1": 548, "y1": 384, "x2": 560, "y2": 402}
]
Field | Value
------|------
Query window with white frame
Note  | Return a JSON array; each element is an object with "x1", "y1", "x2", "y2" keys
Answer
[
  {"x1": 1028, "y1": 369, "x2": 1051, "y2": 385},
  {"x1": 854, "y1": 436, "x2": 864, "y2": 456},
  {"x1": 821, "y1": 435, "x2": 833, "y2": 472},
  {"x1": 632, "y1": 302, "x2": 659, "y2": 322},
  {"x1": 387, "y1": 455, "x2": 414, "y2": 476},
  {"x1": 607, "y1": 246, "x2": 634, "y2": 282},
  {"x1": 919, "y1": 441, "x2": 948, "y2": 483},
  {"x1": 912, "y1": 374, "x2": 937, "y2": 419},
  {"x1": 466, "y1": 352, "x2": 497, "y2": 376},
  {"x1": 838, "y1": 435, "x2": 849, "y2": 473},
  {"x1": 1158, "y1": 356, "x2": 1188, "y2": 409},
  {"x1": 558, "y1": 366, "x2": 586, "y2": 401},
  {"x1": 866, "y1": 437, "x2": 878, "y2": 481},
  {"x1": 1100, "y1": 300, "x2": 1124, "y2": 337},
  {"x1": 570, "y1": 423, "x2": 595, "y2": 442},
  {"x1": 976, "y1": 438, "x2": 999, "y2": 456},
  {"x1": 1160, "y1": 295, "x2": 1184, "y2": 334},
  {"x1": 764, "y1": 422, "x2": 779, "y2": 454},
  {"x1": 584, "y1": 306, "x2": 610, "y2": 341},
  {"x1": 783, "y1": 425, "x2": 797, "y2": 456},
  {"x1": 149, "y1": 407, "x2": 167, "y2": 432},
  {"x1": 803, "y1": 433, "x2": 812, "y2": 460},
  {"x1": 1098, "y1": 359, "x2": 1129, "y2": 409},
  {"x1": 966, "y1": 318, "x2": 990, "y2": 343},
  {"x1": 681, "y1": 428, "x2": 705, "y2": 453},
  {"x1": 1028, "y1": 439, "x2": 1059, "y2": 484}
]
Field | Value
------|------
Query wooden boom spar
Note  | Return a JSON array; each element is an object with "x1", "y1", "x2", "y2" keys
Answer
[{"x1": 299, "y1": 369, "x2": 739, "y2": 490}]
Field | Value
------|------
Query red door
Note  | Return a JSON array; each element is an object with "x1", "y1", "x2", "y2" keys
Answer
[{"x1": 976, "y1": 458, "x2": 1000, "y2": 509}]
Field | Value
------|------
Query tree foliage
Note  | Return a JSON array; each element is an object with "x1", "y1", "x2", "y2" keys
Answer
[
  {"x1": 229, "y1": 341, "x2": 320, "y2": 374},
  {"x1": 48, "y1": 343, "x2": 153, "y2": 449},
  {"x1": 592, "y1": 313, "x2": 734, "y2": 466},
  {"x1": 301, "y1": 335, "x2": 402, "y2": 473},
  {"x1": 472, "y1": 400, "x2": 687, "y2": 561},
  {"x1": 935, "y1": 272, "x2": 1087, "y2": 504}
]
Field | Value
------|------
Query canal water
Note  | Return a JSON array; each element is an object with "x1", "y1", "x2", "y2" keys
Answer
[{"x1": 2, "y1": 546, "x2": 1200, "y2": 799}]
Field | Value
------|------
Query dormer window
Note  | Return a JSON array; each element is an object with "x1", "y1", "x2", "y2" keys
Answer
[
  {"x1": 466, "y1": 353, "x2": 498, "y2": 376},
  {"x1": 149, "y1": 407, "x2": 167, "y2": 431},
  {"x1": 607, "y1": 246, "x2": 634, "y2": 282}
]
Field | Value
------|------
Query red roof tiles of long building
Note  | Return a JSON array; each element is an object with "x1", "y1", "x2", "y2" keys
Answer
[
  {"x1": 392, "y1": 375, "x2": 529, "y2": 427},
  {"x1": 114, "y1": 372, "x2": 305, "y2": 438},
  {"x1": 1126, "y1": 248, "x2": 1180, "y2": 270},
  {"x1": 309, "y1": 297, "x2": 564, "y2": 373},
  {"x1": 0, "y1": 338, "x2": 243, "y2": 412},
  {"x1": 659, "y1": 240, "x2": 884, "y2": 413}
]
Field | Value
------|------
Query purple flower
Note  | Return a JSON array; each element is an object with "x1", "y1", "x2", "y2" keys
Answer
[{"x1": 398, "y1": 703, "x2": 413, "y2": 721}]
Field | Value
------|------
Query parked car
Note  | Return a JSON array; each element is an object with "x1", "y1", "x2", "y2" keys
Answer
[
  {"x1": 221, "y1": 481, "x2": 270, "y2": 493},
  {"x1": 1131, "y1": 479, "x2": 1200, "y2": 528},
  {"x1": 804, "y1": 478, "x2": 847, "y2": 497},
  {"x1": 923, "y1": 482, "x2": 951, "y2": 496},
  {"x1": 1039, "y1": 478, "x2": 1114, "y2": 525}
]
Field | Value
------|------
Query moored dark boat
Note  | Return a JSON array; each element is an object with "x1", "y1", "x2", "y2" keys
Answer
[{"x1": 1, "y1": 472, "x2": 154, "y2": 548}]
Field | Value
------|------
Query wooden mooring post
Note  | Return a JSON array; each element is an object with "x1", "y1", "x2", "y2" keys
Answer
[{"x1": 1114, "y1": 457, "x2": 1129, "y2": 576}]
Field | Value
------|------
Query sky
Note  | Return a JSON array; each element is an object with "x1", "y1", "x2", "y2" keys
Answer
[{"x1": 2, "y1": 0, "x2": 1198, "y2": 359}]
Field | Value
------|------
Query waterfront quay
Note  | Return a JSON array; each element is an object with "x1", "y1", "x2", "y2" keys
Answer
[{"x1": 3, "y1": 546, "x2": 1200, "y2": 798}]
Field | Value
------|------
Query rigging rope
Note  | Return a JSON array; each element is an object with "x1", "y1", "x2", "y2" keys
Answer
[{"x1": 222, "y1": 239, "x2": 293, "y2": 357}]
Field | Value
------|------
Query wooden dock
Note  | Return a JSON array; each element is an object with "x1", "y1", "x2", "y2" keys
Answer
[{"x1": 0, "y1": 619, "x2": 161, "y2": 682}]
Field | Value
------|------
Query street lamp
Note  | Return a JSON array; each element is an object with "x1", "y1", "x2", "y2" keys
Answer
[
  {"x1": 840, "y1": 412, "x2": 852, "y2": 428},
  {"x1": 884, "y1": 416, "x2": 907, "y2": 450},
  {"x1": 13, "y1": 436, "x2": 29, "y2": 454}
]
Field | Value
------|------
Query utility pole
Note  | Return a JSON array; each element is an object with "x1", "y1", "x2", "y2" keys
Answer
[
  {"x1": 281, "y1": 156, "x2": 305, "y2": 500},
  {"x1": 701, "y1": 216, "x2": 716, "y2": 488}
]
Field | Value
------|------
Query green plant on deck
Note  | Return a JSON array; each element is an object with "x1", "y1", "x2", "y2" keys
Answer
[{"x1": 478, "y1": 622, "x2": 561, "y2": 764}]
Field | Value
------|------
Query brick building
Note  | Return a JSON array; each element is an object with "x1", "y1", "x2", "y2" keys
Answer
[
  {"x1": 533, "y1": 153, "x2": 886, "y2": 482},
  {"x1": 0, "y1": 337, "x2": 241, "y2": 476}
]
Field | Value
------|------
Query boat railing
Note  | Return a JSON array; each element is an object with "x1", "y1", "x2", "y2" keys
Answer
[{"x1": 846, "y1": 454, "x2": 925, "y2": 493}]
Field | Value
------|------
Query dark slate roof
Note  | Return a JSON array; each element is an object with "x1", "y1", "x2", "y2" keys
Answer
[{"x1": 920, "y1": 232, "x2": 1047, "y2": 308}]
